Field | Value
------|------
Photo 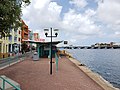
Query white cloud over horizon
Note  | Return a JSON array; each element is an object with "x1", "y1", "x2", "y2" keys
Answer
[
  {"x1": 22, "y1": 0, "x2": 120, "y2": 46},
  {"x1": 97, "y1": 0, "x2": 120, "y2": 30}
]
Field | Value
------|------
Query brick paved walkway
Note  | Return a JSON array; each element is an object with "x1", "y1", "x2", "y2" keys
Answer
[{"x1": 0, "y1": 56, "x2": 104, "y2": 90}]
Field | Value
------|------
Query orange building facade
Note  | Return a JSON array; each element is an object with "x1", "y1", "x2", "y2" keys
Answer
[
  {"x1": 21, "y1": 20, "x2": 45, "y2": 42},
  {"x1": 21, "y1": 20, "x2": 30, "y2": 42}
]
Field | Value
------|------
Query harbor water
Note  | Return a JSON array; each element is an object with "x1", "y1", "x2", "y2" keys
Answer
[{"x1": 66, "y1": 49, "x2": 120, "y2": 89}]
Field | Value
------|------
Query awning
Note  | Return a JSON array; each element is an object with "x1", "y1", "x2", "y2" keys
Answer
[{"x1": 23, "y1": 39, "x2": 63, "y2": 46}]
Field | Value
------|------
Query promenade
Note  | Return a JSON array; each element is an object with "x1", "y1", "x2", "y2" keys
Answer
[{"x1": 0, "y1": 55, "x2": 104, "y2": 90}]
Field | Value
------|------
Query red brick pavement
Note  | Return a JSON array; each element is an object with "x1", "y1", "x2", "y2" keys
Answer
[{"x1": 0, "y1": 56, "x2": 104, "y2": 90}]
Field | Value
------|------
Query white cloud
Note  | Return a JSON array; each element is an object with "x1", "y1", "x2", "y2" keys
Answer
[
  {"x1": 22, "y1": 0, "x2": 63, "y2": 42},
  {"x1": 59, "y1": 8, "x2": 104, "y2": 45},
  {"x1": 84, "y1": 9, "x2": 96, "y2": 17},
  {"x1": 34, "y1": 0, "x2": 50, "y2": 10},
  {"x1": 22, "y1": 0, "x2": 62, "y2": 29},
  {"x1": 97, "y1": 0, "x2": 120, "y2": 25},
  {"x1": 22, "y1": 1, "x2": 103, "y2": 45},
  {"x1": 69, "y1": 0, "x2": 88, "y2": 8},
  {"x1": 107, "y1": 31, "x2": 120, "y2": 39},
  {"x1": 115, "y1": 32, "x2": 120, "y2": 35},
  {"x1": 95, "y1": 0, "x2": 120, "y2": 41},
  {"x1": 48, "y1": 2, "x2": 62, "y2": 15},
  {"x1": 62, "y1": 9, "x2": 101, "y2": 35}
]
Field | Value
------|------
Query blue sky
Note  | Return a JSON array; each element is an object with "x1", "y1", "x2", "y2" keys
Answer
[
  {"x1": 22, "y1": 0, "x2": 120, "y2": 46},
  {"x1": 52, "y1": 0, "x2": 71, "y2": 17}
]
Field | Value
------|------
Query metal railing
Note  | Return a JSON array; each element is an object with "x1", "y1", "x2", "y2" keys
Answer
[
  {"x1": 0, "y1": 76, "x2": 21, "y2": 90},
  {"x1": 0, "y1": 52, "x2": 32, "y2": 68},
  {"x1": 55, "y1": 53, "x2": 59, "y2": 71}
]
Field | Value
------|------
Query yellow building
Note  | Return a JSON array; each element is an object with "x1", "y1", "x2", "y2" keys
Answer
[
  {"x1": 0, "y1": 27, "x2": 21, "y2": 58},
  {"x1": 0, "y1": 32, "x2": 9, "y2": 58}
]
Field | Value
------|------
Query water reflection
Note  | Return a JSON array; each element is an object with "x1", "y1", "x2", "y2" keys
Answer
[{"x1": 67, "y1": 49, "x2": 120, "y2": 88}]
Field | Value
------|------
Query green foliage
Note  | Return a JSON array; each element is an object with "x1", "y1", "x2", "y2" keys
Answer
[{"x1": 0, "y1": 0, "x2": 30, "y2": 37}]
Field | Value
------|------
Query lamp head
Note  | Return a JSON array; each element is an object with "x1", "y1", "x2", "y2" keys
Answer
[
  {"x1": 45, "y1": 32, "x2": 48, "y2": 37},
  {"x1": 55, "y1": 33, "x2": 58, "y2": 36},
  {"x1": 54, "y1": 29, "x2": 58, "y2": 37},
  {"x1": 44, "y1": 29, "x2": 49, "y2": 37}
]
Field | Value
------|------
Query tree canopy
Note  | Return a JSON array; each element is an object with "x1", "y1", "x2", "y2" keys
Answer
[{"x1": 0, "y1": 0, "x2": 30, "y2": 37}]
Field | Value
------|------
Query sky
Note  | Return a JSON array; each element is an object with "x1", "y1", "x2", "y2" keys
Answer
[{"x1": 22, "y1": 0, "x2": 120, "y2": 46}]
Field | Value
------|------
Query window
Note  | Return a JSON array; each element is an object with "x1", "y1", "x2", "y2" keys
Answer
[
  {"x1": 19, "y1": 38, "x2": 21, "y2": 41},
  {"x1": 9, "y1": 35, "x2": 12, "y2": 41},
  {"x1": 14, "y1": 37, "x2": 17, "y2": 42},
  {"x1": 19, "y1": 31, "x2": 21, "y2": 34}
]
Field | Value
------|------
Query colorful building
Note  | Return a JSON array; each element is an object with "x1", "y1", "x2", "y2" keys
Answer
[
  {"x1": 29, "y1": 31, "x2": 34, "y2": 40},
  {"x1": 21, "y1": 20, "x2": 30, "y2": 42},
  {"x1": 0, "y1": 20, "x2": 30, "y2": 58},
  {"x1": 21, "y1": 20, "x2": 31, "y2": 53},
  {"x1": 33, "y1": 33, "x2": 45, "y2": 42},
  {"x1": 33, "y1": 33, "x2": 39, "y2": 41},
  {"x1": 8, "y1": 27, "x2": 21, "y2": 54},
  {"x1": 0, "y1": 32, "x2": 9, "y2": 58}
]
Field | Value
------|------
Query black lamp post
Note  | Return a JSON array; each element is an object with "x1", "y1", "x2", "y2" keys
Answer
[{"x1": 44, "y1": 27, "x2": 58, "y2": 75}]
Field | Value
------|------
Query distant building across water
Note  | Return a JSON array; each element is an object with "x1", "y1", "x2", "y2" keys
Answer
[{"x1": 59, "y1": 42, "x2": 120, "y2": 49}]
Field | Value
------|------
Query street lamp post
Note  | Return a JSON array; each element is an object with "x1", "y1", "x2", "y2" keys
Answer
[{"x1": 44, "y1": 27, "x2": 58, "y2": 75}]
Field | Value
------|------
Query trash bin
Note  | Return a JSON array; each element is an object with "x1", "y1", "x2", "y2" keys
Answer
[{"x1": 32, "y1": 52, "x2": 39, "y2": 61}]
